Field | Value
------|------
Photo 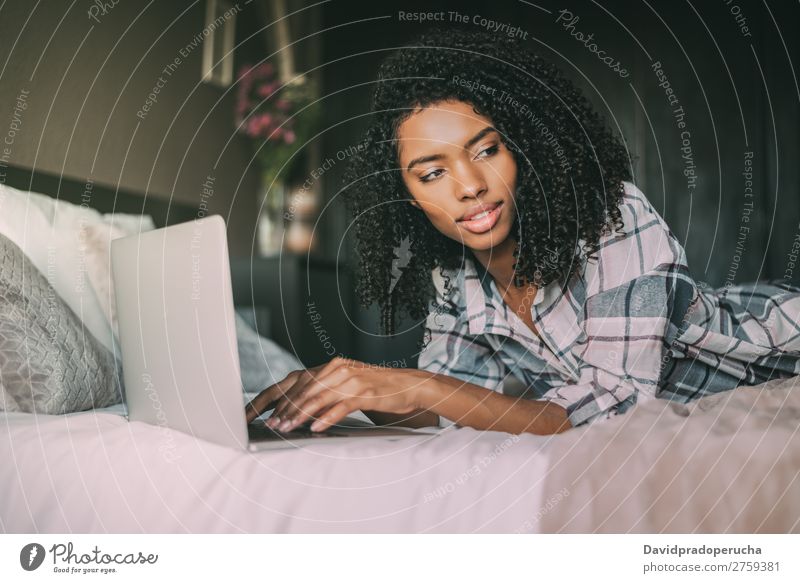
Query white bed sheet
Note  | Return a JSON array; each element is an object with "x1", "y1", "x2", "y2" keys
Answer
[{"x1": 2, "y1": 377, "x2": 799, "y2": 533}]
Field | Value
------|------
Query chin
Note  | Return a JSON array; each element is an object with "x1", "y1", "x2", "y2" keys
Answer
[{"x1": 463, "y1": 224, "x2": 513, "y2": 252}]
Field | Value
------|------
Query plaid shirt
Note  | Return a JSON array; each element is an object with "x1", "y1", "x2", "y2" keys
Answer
[{"x1": 418, "y1": 181, "x2": 800, "y2": 429}]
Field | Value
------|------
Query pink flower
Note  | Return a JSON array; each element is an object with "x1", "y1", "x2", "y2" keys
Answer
[
  {"x1": 234, "y1": 60, "x2": 314, "y2": 144},
  {"x1": 246, "y1": 117, "x2": 261, "y2": 137},
  {"x1": 256, "y1": 84, "x2": 274, "y2": 98}
]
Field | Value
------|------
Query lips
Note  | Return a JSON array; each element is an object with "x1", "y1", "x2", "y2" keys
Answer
[
  {"x1": 456, "y1": 202, "x2": 503, "y2": 234},
  {"x1": 459, "y1": 202, "x2": 501, "y2": 222}
]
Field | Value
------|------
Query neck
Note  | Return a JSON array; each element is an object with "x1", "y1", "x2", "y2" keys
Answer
[{"x1": 470, "y1": 237, "x2": 529, "y2": 291}]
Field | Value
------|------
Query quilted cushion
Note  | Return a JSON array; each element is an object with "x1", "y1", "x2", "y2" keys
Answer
[
  {"x1": 0, "y1": 183, "x2": 155, "y2": 355},
  {"x1": 0, "y1": 232, "x2": 122, "y2": 414}
]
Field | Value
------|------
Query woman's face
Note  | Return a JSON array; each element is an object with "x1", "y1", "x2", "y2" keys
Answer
[{"x1": 397, "y1": 100, "x2": 518, "y2": 252}]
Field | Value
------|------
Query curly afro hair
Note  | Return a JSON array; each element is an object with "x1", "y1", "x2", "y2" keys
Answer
[{"x1": 341, "y1": 26, "x2": 632, "y2": 348}]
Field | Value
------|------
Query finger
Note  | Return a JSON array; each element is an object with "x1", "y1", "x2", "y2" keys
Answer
[
  {"x1": 316, "y1": 402, "x2": 337, "y2": 418},
  {"x1": 275, "y1": 361, "x2": 358, "y2": 423},
  {"x1": 245, "y1": 372, "x2": 301, "y2": 423},
  {"x1": 266, "y1": 362, "x2": 329, "y2": 421},
  {"x1": 245, "y1": 386, "x2": 280, "y2": 424},
  {"x1": 310, "y1": 398, "x2": 365, "y2": 432},
  {"x1": 271, "y1": 370, "x2": 320, "y2": 421},
  {"x1": 282, "y1": 365, "x2": 368, "y2": 429},
  {"x1": 286, "y1": 402, "x2": 338, "y2": 430},
  {"x1": 282, "y1": 387, "x2": 347, "y2": 431},
  {"x1": 272, "y1": 358, "x2": 353, "y2": 421}
]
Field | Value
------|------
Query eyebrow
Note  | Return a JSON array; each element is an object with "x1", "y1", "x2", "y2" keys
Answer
[{"x1": 404, "y1": 126, "x2": 498, "y2": 172}]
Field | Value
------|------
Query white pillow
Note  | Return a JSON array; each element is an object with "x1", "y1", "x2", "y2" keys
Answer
[{"x1": 0, "y1": 183, "x2": 155, "y2": 356}]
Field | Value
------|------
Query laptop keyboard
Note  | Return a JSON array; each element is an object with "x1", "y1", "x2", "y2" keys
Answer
[
  {"x1": 247, "y1": 418, "x2": 430, "y2": 442},
  {"x1": 248, "y1": 421, "x2": 346, "y2": 440}
]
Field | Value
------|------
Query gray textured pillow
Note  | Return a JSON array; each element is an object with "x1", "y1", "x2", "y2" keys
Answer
[
  {"x1": 233, "y1": 309, "x2": 303, "y2": 393},
  {"x1": 0, "y1": 232, "x2": 123, "y2": 414}
]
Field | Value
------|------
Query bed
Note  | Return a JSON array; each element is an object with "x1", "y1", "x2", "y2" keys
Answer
[
  {"x1": 3, "y1": 376, "x2": 799, "y2": 533},
  {"x1": 1, "y1": 173, "x2": 799, "y2": 533}
]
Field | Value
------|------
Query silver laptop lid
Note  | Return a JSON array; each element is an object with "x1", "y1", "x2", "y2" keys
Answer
[{"x1": 111, "y1": 214, "x2": 248, "y2": 450}]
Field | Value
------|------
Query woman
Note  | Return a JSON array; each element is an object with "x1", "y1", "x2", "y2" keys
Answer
[{"x1": 245, "y1": 27, "x2": 800, "y2": 435}]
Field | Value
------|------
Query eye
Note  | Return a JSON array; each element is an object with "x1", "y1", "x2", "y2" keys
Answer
[
  {"x1": 476, "y1": 144, "x2": 499, "y2": 159},
  {"x1": 419, "y1": 169, "x2": 445, "y2": 183}
]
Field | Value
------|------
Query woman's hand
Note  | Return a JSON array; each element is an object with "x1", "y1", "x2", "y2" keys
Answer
[
  {"x1": 244, "y1": 361, "x2": 326, "y2": 424},
  {"x1": 244, "y1": 356, "x2": 428, "y2": 432}
]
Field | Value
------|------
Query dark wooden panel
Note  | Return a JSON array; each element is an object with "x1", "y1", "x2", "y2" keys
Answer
[{"x1": 230, "y1": 255, "x2": 356, "y2": 367}]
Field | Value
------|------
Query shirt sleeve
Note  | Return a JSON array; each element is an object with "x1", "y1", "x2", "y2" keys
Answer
[
  {"x1": 417, "y1": 269, "x2": 508, "y2": 428},
  {"x1": 539, "y1": 182, "x2": 698, "y2": 428}
]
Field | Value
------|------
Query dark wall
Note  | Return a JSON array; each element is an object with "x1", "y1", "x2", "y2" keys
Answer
[
  {"x1": 304, "y1": 0, "x2": 800, "y2": 365},
  {"x1": 0, "y1": 0, "x2": 263, "y2": 256},
  {"x1": 318, "y1": 0, "x2": 800, "y2": 284},
  {"x1": 2, "y1": 1, "x2": 797, "y2": 367}
]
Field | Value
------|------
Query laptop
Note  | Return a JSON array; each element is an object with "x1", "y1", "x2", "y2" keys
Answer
[{"x1": 110, "y1": 214, "x2": 433, "y2": 451}]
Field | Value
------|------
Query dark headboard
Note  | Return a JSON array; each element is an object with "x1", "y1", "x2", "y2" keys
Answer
[{"x1": 1, "y1": 164, "x2": 200, "y2": 227}]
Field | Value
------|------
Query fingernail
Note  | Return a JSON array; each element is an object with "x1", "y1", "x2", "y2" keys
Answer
[
  {"x1": 278, "y1": 420, "x2": 292, "y2": 432},
  {"x1": 267, "y1": 417, "x2": 279, "y2": 428},
  {"x1": 310, "y1": 420, "x2": 323, "y2": 431}
]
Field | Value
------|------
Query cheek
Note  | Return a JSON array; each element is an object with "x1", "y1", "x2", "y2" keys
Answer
[
  {"x1": 491, "y1": 155, "x2": 518, "y2": 190},
  {"x1": 406, "y1": 192, "x2": 460, "y2": 236},
  {"x1": 404, "y1": 182, "x2": 456, "y2": 223},
  {"x1": 420, "y1": 204, "x2": 457, "y2": 229}
]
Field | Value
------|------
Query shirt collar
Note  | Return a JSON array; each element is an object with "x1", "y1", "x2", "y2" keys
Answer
[
  {"x1": 461, "y1": 254, "x2": 585, "y2": 381},
  {"x1": 462, "y1": 255, "x2": 563, "y2": 336}
]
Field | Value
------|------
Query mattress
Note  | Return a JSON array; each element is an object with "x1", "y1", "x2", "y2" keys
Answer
[{"x1": 2, "y1": 376, "x2": 799, "y2": 533}]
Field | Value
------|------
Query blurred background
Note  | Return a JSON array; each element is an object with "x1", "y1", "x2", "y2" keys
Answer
[{"x1": 1, "y1": 0, "x2": 798, "y2": 369}]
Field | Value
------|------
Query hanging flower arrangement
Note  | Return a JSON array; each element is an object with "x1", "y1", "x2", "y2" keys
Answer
[{"x1": 235, "y1": 61, "x2": 319, "y2": 187}]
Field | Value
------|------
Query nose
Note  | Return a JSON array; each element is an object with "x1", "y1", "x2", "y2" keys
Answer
[{"x1": 452, "y1": 159, "x2": 488, "y2": 200}]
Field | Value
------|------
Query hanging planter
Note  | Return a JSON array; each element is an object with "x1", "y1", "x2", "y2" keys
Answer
[{"x1": 234, "y1": 61, "x2": 320, "y2": 255}]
